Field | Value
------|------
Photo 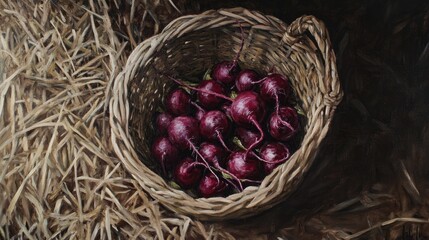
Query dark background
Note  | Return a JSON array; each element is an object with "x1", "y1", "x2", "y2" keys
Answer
[{"x1": 190, "y1": 0, "x2": 429, "y2": 238}]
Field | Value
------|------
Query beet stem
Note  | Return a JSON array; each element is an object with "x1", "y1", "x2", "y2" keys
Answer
[
  {"x1": 165, "y1": 75, "x2": 233, "y2": 102},
  {"x1": 252, "y1": 76, "x2": 267, "y2": 84},
  {"x1": 191, "y1": 101, "x2": 205, "y2": 113},
  {"x1": 244, "y1": 118, "x2": 264, "y2": 159},
  {"x1": 274, "y1": 94, "x2": 298, "y2": 134},
  {"x1": 216, "y1": 130, "x2": 232, "y2": 152},
  {"x1": 190, "y1": 162, "x2": 207, "y2": 168},
  {"x1": 160, "y1": 158, "x2": 167, "y2": 176},
  {"x1": 241, "y1": 179, "x2": 262, "y2": 184},
  {"x1": 277, "y1": 116, "x2": 295, "y2": 131},
  {"x1": 251, "y1": 151, "x2": 290, "y2": 164},
  {"x1": 274, "y1": 94, "x2": 287, "y2": 126},
  {"x1": 210, "y1": 161, "x2": 243, "y2": 191},
  {"x1": 219, "y1": 167, "x2": 244, "y2": 191}
]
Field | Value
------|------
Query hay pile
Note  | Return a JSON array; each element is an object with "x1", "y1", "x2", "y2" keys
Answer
[
  {"x1": 0, "y1": 1, "x2": 213, "y2": 239},
  {"x1": 1, "y1": 0, "x2": 428, "y2": 239}
]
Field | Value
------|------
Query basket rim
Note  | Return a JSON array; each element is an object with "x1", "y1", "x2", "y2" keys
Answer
[{"x1": 109, "y1": 7, "x2": 343, "y2": 220}]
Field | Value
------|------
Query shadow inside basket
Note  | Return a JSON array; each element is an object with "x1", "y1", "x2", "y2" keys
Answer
[{"x1": 127, "y1": 24, "x2": 312, "y2": 196}]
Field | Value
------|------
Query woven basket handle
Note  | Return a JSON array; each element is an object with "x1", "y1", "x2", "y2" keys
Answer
[{"x1": 283, "y1": 15, "x2": 342, "y2": 106}]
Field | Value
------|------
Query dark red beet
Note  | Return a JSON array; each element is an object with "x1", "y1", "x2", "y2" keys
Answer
[
  {"x1": 259, "y1": 73, "x2": 290, "y2": 104},
  {"x1": 230, "y1": 91, "x2": 265, "y2": 126},
  {"x1": 197, "y1": 80, "x2": 227, "y2": 109},
  {"x1": 268, "y1": 106, "x2": 299, "y2": 141},
  {"x1": 168, "y1": 116, "x2": 200, "y2": 149},
  {"x1": 174, "y1": 158, "x2": 203, "y2": 189},
  {"x1": 200, "y1": 110, "x2": 230, "y2": 147},
  {"x1": 155, "y1": 112, "x2": 173, "y2": 135},
  {"x1": 199, "y1": 173, "x2": 228, "y2": 198},
  {"x1": 230, "y1": 91, "x2": 265, "y2": 156},
  {"x1": 199, "y1": 142, "x2": 226, "y2": 167},
  {"x1": 236, "y1": 127, "x2": 261, "y2": 149},
  {"x1": 235, "y1": 69, "x2": 261, "y2": 92},
  {"x1": 227, "y1": 151, "x2": 260, "y2": 180},
  {"x1": 165, "y1": 89, "x2": 192, "y2": 116},
  {"x1": 211, "y1": 61, "x2": 241, "y2": 86},
  {"x1": 260, "y1": 142, "x2": 291, "y2": 174},
  {"x1": 151, "y1": 137, "x2": 180, "y2": 174}
]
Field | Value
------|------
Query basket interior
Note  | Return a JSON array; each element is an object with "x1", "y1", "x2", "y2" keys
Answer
[{"x1": 128, "y1": 24, "x2": 315, "y2": 173}]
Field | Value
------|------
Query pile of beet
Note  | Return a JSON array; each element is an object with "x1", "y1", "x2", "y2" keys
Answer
[{"x1": 150, "y1": 58, "x2": 303, "y2": 198}]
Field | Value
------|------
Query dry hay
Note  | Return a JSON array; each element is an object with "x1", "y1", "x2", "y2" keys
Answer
[
  {"x1": 1, "y1": 0, "x2": 429, "y2": 239},
  {"x1": 0, "y1": 0, "x2": 213, "y2": 239}
]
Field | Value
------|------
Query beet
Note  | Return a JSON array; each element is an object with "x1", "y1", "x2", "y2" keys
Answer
[
  {"x1": 230, "y1": 91, "x2": 265, "y2": 126},
  {"x1": 199, "y1": 110, "x2": 231, "y2": 151},
  {"x1": 155, "y1": 112, "x2": 173, "y2": 135},
  {"x1": 236, "y1": 127, "x2": 262, "y2": 149},
  {"x1": 197, "y1": 80, "x2": 227, "y2": 109},
  {"x1": 235, "y1": 69, "x2": 261, "y2": 92},
  {"x1": 151, "y1": 137, "x2": 180, "y2": 174},
  {"x1": 165, "y1": 88, "x2": 192, "y2": 116},
  {"x1": 259, "y1": 142, "x2": 291, "y2": 174},
  {"x1": 199, "y1": 142, "x2": 226, "y2": 168},
  {"x1": 168, "y1": 116, "x2": 200, "y2": 150},
  {"x1": 227, "y1": 151, "x2": 260, "y2": 180},
  {"x1": 174, "y1": 158, "x2": 203, "y2": 189},
  {"x1": 259, "y1": 73, "x2": 290, "y2": 104},
  {"x1": 268, "y1": 106, "x2": 299, "y2": 141},
  {"x1": 199, "y1": 110, "x2": 230, "y2": 140},
  {"x1": 211, "y1": 61, "x2": 241, "y2": 86},
  {"x1": 199, "y1": 173, "x2": 228, "y2": 198}
]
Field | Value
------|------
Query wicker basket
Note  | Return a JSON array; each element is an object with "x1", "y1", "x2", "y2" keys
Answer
[{"x1": 109, "y1": 7, "x2": 343, "y2": 220}]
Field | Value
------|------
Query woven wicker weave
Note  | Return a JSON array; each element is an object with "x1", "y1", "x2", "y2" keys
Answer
[{"x1": 109, "y1": 7, "x2": 343, "y2": 220}]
